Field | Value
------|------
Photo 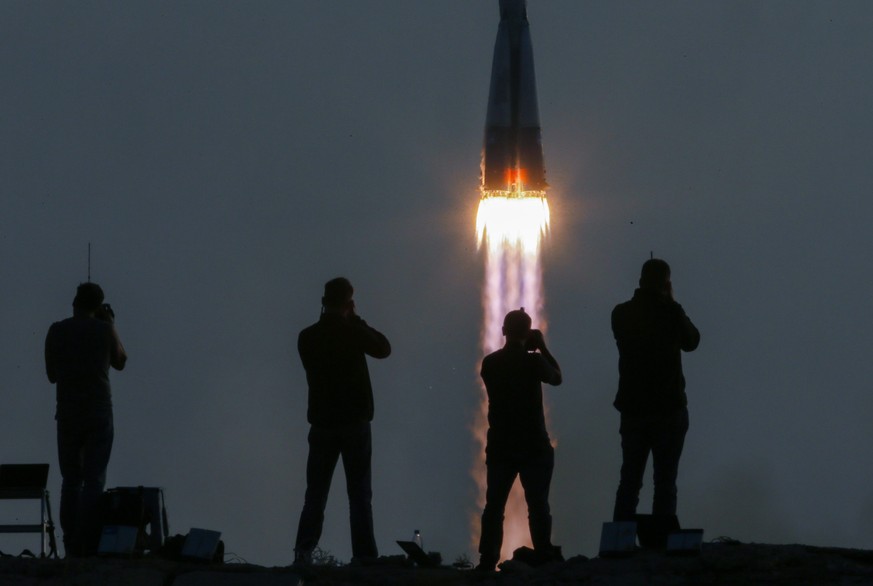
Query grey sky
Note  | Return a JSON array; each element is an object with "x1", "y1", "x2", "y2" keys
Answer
[{"x1": 2, "y1": 1, "x2": 872, "y2": 565}]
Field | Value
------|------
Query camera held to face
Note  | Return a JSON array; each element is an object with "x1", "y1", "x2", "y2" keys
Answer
[{"x1": 94, "y1": 303, "x2": 115, "y2": 323}]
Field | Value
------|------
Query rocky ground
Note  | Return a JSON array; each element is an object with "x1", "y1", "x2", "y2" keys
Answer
[{"x1": 2, "y1": 542, "x2": 873, "y2": 585}]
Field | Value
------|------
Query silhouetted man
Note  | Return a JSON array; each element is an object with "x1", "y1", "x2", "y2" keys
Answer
[
  {"x1": 477, "y1": 309, "x2": 562, "y2": 572},
  {"x1": 45, "y1": 282, "x2": 127, "y2": 556},
  {"x1": 611, "y1": 259, "x2": 700, "y2": 525},
  {"x1": 294, "y1": 277, "x2": 391, "y2": 565}
]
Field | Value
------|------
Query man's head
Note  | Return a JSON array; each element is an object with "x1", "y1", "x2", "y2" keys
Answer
[
  {"x1": 322, "y1": 277, "x2": 354, "y2": 315},
  {"x1": 73, "y1": 282, "x2": 105, "y2": 315},
  {"x1": 639, "y1": 258, "x2": 671, "y2": 294},
  {"x1": 502, "y1": 308, "x2": 532, "y2": 342}
]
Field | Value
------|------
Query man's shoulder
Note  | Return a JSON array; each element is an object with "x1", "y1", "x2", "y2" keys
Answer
[
  {"x1": 483, "y1": 348, "x2": 503, "y2": 360},
  {"x1": 613, "y1": 296, "x2": 637, "y2": 312},
  {"x1": 48, "y1": 316, "x2": 107, "y2": 335},
  {"x1": 298, "y1": 320, "x2": 323, "y2": 342},
  {"x1": 482, "y1": 346, "x2": 512, "y2": 363},
  {"x1": 299, "y1": 317, "x2": 353, "y2": 345},
  {"x1": 480, "y1": 348, "x2": 505, "y2": 373},
  {"x1": 49, "y1": 316, "x2": 74, "y2": 329},
  {"x1": 613, "y1": 293, "x2": 656, "y2": 322},
  {"x1": 46, "y1": 320, "x2": 64, "y2": 344},
  {"x1": 483, "y1": 346, "x2": 537, "y2": 370}
]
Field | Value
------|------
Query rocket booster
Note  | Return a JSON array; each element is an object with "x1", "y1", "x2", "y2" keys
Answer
[{"x1": 481, "y1": 0, "x2": 546, "y2": 193}]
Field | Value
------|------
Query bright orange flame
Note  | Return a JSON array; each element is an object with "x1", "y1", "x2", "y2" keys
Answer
[
  {"x1": 503, "y1": 167, "x2": 529, "y2": 186},
  {"x1": 472, "y1": 189, "x2": 550, "y2": 563}
]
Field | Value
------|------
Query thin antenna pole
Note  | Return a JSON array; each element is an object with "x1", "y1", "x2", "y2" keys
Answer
[{"x1": 88, "y1": 242, "x2": 91, "y2": 282}]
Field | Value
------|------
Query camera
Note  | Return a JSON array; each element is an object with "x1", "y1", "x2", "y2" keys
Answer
[
  {"x1": 94, "y1": 303, "x2": 115, "y2": 323},
  {"x1": 524, "y1": 329, "x2": 543, "y2": 352}
]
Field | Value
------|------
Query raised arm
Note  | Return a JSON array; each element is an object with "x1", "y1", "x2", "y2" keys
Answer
[
  {"x1": 110, "y1": 325, "x2": 128, "y2": 370},
  {"x1": 352, "y1": 317, "x2": 391, "y2": 359},
  {"x1": 673, "y1": 303, "x2": 700, "y2": 352},
  {"x1": 45, "y1": 325, "x2": 58, "y2": 383},
  {"x1": 529, "y1": 329, "x2": 562, "y2": 386}
]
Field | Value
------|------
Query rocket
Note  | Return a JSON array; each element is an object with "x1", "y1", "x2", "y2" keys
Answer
[{"x1": 481, "y1": 0, "x2": 547, "y2": 193}]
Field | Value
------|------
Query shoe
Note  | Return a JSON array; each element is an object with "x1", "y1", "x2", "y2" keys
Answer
[
  {"x1": 543, "y1": 544, "x2": 564, "y2": 563},
  {"x1": 474, "y1": 557, "x2": 497, "y2": 572},
  {"x1": 292, "y1": 549, "x2": 312, "y2": 567}
]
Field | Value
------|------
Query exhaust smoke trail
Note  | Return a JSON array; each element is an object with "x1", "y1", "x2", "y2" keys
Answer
[{"x1": 473, "y1": 190, "x2": 550, "y2": 562}]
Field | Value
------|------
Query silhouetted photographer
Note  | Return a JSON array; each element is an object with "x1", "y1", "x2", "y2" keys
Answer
[
  {"x1": 45, "y1": 282, "x2": 127, "y2": 556},
  {"x1": 477, "y1": 309, "x2": 563, "y2": 572},
  {"x1": 293, "y1": 277, "x2": 391, "y2": 566},
  {"x1": 611, "y1": 259, "x2": 700, "y2": 529}
]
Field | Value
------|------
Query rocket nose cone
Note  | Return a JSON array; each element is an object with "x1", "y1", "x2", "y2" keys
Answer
[{"x1": 499, "y1": 0, "x2": 527, "y2": 21}]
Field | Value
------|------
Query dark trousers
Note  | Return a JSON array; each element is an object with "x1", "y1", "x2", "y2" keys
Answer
[
  {"x1": 478, "y1": 445, "x2": 554, "y2": 563},
  {"x1": 294, "y1": 421, "x2": 377, "y2": 559},
  {"x1": 57, "y1": 413, "x2": 114, "y2": 556},
  {"x1": 613, "y1": 408, "x2": 689, "y2": 521}
]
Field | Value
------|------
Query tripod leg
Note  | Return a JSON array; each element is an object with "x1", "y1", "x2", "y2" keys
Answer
[{"x1": 44, "y1": 491, "x2": 59, "y2": 559}]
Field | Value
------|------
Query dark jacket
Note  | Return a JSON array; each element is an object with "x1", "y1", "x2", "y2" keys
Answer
[
  {"x1": 612, "y1": 288, "x2": 700, "y2": 415},
  {"x1": 481, "y1": 344, "x2": 561, "y2": 455},
  {"x1": 298, "y1": 313, "x2": 391, "y2": 427},
  {"x1": 45, "y1": 316, "x2": 127, "y2": 420}
]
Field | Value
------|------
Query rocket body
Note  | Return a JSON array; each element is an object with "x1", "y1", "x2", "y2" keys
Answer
[{"x1": 481, "y1": 0, "x2": 546, "y2": 193}]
